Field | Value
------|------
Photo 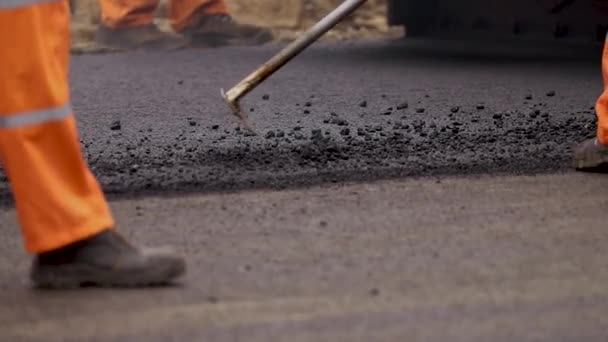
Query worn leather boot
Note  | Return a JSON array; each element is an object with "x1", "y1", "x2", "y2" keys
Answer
[
  {"x1": 30, "y1": 230, "x2": 186, "y2": 288},
  {"x1": 95, "y1": 23, "x2": 190, "y2": 51},
  {"x1": 573, "y1": 137, "x2": 608, "y2": 170},
  {"x1": 183, "y1": 14, "x2": 273, "y2": 47}
]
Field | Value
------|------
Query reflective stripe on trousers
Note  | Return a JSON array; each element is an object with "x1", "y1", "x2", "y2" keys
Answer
[
  {"x1": 0, "y1": 0, "x2": 57, "y2": 9},
  {"x1": 0, "y1": 0, "x2": 114, "y2": 253},
  {"x1": 0, "y1": 103, "x2": 72, "y2": 128}
]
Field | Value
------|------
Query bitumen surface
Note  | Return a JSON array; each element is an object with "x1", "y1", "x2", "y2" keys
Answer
[
  {"x1": 0, "y1": 38, "x2": 604, "y2": 202},
  {"x1": 1, "y1": 39, "x2": 608, "y2": 341}
]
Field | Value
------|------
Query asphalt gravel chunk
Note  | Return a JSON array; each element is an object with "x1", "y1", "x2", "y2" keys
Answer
[
  {"x1": 110, "y1": 120, "x2": 121, "y2": 131},
  {"x1": 0, "y1": 40, "x2": 602, "y2": 203},
  {"x1": 369, "y1": 288, "x2": 381, "y2": 296},
  {"x1": 331, "y1": 118, "x2": 349, "y2": 126}
]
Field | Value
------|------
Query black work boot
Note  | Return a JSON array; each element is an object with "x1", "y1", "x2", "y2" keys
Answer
[
  {"x1": 95, "y1": 23, "x2": 190, "y2": 51},
  {"x1": 573, "y1": 137, "x2": 608, "y2": 171},
  {"x1": 183, "y1": 14, "x2": 273, "y2": 47},
  {"x1": 30, "y1": 230, "x2": 186, "y2": 288}
]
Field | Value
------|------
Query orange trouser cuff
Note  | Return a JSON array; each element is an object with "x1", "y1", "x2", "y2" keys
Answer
[
  {"x1": 171, "y1": 0, "x2": 228, "y2": 32},
  {"x1": 100, "y1": 0, "x2": 159, "y2": 29},
  {"x1": 99, "y1": 0, "x2": 228, "y2": 30},
  {"x1": 0, "y1": 1, "x2": 114, "y2": 254},
  {"x1": 597, "y1": 38, "x2": 608, "y2": 145},
  {"x1": 597, "y1": 92, "x2": 608, "y2": 144}
]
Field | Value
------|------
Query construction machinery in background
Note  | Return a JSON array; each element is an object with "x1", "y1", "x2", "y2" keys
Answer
[
  {"x1": 223, "y1": 0, "x2": 607, "y2": 128},
  {"x1": 388, "y1": 0, "x2": 607, "y2": 44}
]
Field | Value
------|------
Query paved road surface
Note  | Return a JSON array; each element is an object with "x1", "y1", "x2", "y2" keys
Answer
[
  {"x1": 0, "y1": 39, "x2": 607, "y2": 340},
  {"x1": 0, "y1": 39, "x2": 603, "y2": 201},
  {"x1": 1, "y1": 173, "x2": 608, "y2": 341}
]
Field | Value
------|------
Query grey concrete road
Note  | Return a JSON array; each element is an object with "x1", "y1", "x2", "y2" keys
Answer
[{"x1": 1, "y1": 172, "x2": 607, "y2": 341}]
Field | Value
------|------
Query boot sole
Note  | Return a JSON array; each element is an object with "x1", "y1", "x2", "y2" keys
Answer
[
  {"x1": 95, "y1": 39, "x2": 190, "y2": 52},
  {"x1": 189, "y1": 32, "x2": 273, "y2": 48},
  {"x1": 95, "y1": 31, "x2": 191, "y2": 52},
  {"x1": 31, "y1": 260, "x2": 186, "y2": 289},
  {"x1": 575, "y1": 153, "x2": 608, "y2": 170}
]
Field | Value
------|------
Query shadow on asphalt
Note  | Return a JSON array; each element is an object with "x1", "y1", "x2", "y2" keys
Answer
[{"x1": 301, "y1": 37, "x2": 602, "y2": 64}]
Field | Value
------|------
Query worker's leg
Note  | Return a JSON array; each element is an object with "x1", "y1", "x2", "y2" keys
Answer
[
  {"x1": 96, "y1": 0, "x2": 189, "y2": 50},
  {"x1": 573, "y1": 35, "x2": 608, "y2": 170},
  {"x1": 99, "y1": 0, "x2": 159, "y2": 29},
  {"x1": 172, "y1": 0, "x2": 273, "y2": 46},
  {"x1": 0, "y1": 0, "x2": 113, "y2": 254},
  {"x1": 169, "y1": 0, "x2": 227, "y2": 32},
  {"x1": 0, "y1": 0, "x2": 185, "y2": 287},
  {"x1": 597, "y1": 39, "x2": 608, "y2": 144}
]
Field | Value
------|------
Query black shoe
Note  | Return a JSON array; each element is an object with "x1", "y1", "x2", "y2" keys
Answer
[
  {"x1": 183, "y1": 14, "x2": 273, "y2": 47},
  {"x1": 95, "y1": 23, "x2": 190, "y2": 51},
  {"x1": 30, "y1": 230, "x2": 186, "y2": 288},
  {"x1": 573, "y1": 137, "x2": 608, "y2": 171}
]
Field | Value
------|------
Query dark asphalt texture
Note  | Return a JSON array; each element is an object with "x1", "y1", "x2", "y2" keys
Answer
[{"x1": 0, "y1": 39, "x2": 604, "y2": 201}]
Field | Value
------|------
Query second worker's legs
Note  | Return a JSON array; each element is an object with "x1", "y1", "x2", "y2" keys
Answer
[
  {"x1": 96, "y1": 0, "x2": 189, "y2": 50},
  {"x1": 96, "y1": 0, "x2": 273, "y2": 49},
  {"x1": 172, "y1": 0, "x2": 273, "y2": 47}
]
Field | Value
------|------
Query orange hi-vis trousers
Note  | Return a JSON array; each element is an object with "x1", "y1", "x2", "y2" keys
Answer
[
  {"x1": 0, "y1": 0, "x2": 114, "y2": 253},
  {"x1": 99, "y1": 0, "x2": 228, "y2": 33},
  {"x1": 597, "y1": 36, "x2": 608, "y2": 144}
]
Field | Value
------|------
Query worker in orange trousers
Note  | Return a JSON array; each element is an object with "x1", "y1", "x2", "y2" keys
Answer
[
  {"x1": 96, "y1": 0, "x2": 273, "y2": 49},
  {"x1": 573, "y1": 3, "x2": 608, "y2": 169},
  {"x1": 574, "y1": 37, "x2": 608, "y2": 169},
  {"x1": 0, "y1": 0, "x2": 185, "y2": 288}
]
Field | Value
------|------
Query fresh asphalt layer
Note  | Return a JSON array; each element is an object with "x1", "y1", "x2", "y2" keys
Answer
[{"x1": 0, "y1": 38, "x2": 604, "y2": 202}]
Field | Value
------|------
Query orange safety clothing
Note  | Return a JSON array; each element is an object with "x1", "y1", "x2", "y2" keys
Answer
[
  {"x1": 0, "y1": 0, "x2": 114, "y2": 253},
  {"x1": 597, "y1": 36, "x2": 608, "y2": 144},
  {"x1": 99, "y1": 0, "x2": 228, "y2": 33}
]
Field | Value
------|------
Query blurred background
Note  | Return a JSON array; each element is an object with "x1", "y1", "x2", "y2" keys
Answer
[{"x1": 70, "y1": 0, "x2": 402, "y2": 52}]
